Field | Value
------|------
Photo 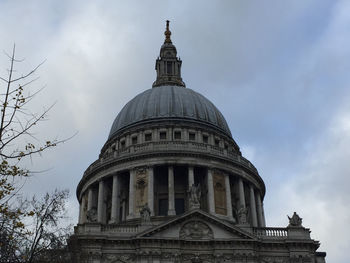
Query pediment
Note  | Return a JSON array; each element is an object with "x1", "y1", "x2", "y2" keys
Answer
[{"x1": 137, "y1": 210, "x2": 255, "y2": 241}]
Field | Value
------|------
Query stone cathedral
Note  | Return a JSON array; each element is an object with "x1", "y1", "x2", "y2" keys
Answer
[{"x1": 69, "y1": 22, "x2": 327, "y2": 263}]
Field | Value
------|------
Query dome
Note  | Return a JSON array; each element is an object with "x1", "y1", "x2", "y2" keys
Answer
[{"x1": 108, "y1": 85, "x2": 232, "y2": 139}]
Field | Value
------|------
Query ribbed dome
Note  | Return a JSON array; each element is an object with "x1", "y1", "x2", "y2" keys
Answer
[{"x1": 108, "y1": 86, "x2": 232, "y2": 139}]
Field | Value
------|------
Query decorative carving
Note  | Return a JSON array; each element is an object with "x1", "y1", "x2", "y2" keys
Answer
[
  {"x1": 188, "y1": 183, "x2": 201, "y2": 210},
  {"x1": 213, "y1": 172, "x2": 227, "y2": 215},
  {"x1": 181, "y1": 253, "x2": 216, "y2": 263},
  {"x1": 214, "y1": 253, "x2": 223, "y2": 263},
  {"x1": 180, "y1": 221, "x2": 213, "y2": 239},
  {"x1": 86, "y1": 208, "x2": 97, "y2": 222},
  {"x1": 288, "y1": 212, "x2": 303, "y2": 227},
  {"x1": 136, "y1": 166, "x2": 147, "y2": 175},
  {"x1": 140, "y1": 203, "x2": 151, "y2": 223},
  {"x1": 134, "y1": 170, "x2": 148, "y2": 213},
  {"x1": 237, "y1": 205, "x2": 248, "y2": 225},
  {"x1": 261, "y1": 256, "x2": 289, "y2": 263},
  {"x1": 191, "y1": 255, "x2": 202, "y2": 263},
  {"x1": 104, "y1": 253, "x2": 135, "y2": 263}
]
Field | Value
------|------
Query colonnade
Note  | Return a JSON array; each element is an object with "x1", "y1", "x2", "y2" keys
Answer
[{"x1": 79, "y1": 165, "x2": 266, "y2": 227}]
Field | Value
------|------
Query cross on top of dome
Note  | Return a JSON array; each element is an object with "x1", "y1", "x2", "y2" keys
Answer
[
  {"x1": 152, "y1": 20, "x2": 186, "y2": 88},
  {"x1": 164, "y1": 20, "x2": 172, "y2": 44}
]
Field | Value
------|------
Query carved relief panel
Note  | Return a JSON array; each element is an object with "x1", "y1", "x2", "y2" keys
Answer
[
  {"x1": 134, "y1": 167, "x2": 148, "y2": 215},
  {"x1": 179, "y1": 220, "x2": 213, "y2": 240},
  {"x1": 213, "y1": 171, "x2": 227, "y2": 215}
]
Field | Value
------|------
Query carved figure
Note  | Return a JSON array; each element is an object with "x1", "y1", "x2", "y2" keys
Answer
[
  {"x1": 288, "y1": 212, "x2": 303, "y2": 227},
  {"x1": 237, "y1": 205, "x2": 248, "y2": 224},
  {"x1": 86, "y1": 208, "x2": 97, "y2": 222},
  {"x1": 188, "y1": 183, "x2": 201, "y2": 209},
  {"x1": 140, "y1": 203, "x2": 151, "y2": 222},
  {"x1": 180, "y1": 221, "x2": 213, "y2": 239}
]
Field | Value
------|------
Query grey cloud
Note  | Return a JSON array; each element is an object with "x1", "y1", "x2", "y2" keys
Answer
[{"x1": 0, "y1": 1, "x2": 349, "y2": 262}]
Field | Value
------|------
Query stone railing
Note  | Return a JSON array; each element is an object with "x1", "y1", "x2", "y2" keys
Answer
[
  {"x1": 102, "y1": 224, "x2": 139, "y2": 233},
  {"x1": 253, "y1": 227, "x2": 288, "y2": 239},
  {"x1": 84, "y1": 140, "x2": 258, "y2": 177}
]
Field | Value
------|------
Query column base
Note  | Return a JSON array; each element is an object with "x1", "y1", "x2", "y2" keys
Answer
[
  {"x1": 126, "y1": 214, "x2": 134, "y2": 220},
  {"x1": 167, "y1": 209, "x2": 176, "y2": 216}
]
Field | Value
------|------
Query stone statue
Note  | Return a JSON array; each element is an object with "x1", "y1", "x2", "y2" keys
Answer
[
  {"x1": 188, "y1": 183, "x2": 201, "y2": 209},
  {"x1": 288, "y1": 212, "x2": 303, "y2": 227},
  {"x1": 140, "y1": 203, "x2": 151, "y2": 223},
  {"x1": 86, "y1": 208, "x2": 97, "y2": 222},
  {"x1": 237, "y1": 205, "x2": 248, "y2": 224}
]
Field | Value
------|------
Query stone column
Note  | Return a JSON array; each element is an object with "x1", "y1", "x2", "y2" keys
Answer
[
  {"x1": 87, "y1": 188, "x2": 93, "y2": 211},
  {"x1": 255, "y1": 191, "x2": 265, "y2": 227},
  {"x1": 122, "y1": 199, "x2": 126, "y2": 221},
  {"x1": 238, "y1": 178, "x2": 246, "y2": 208},
  {"x1": 79, "y1": 195, "x2": 87, "y2": 224},
  {"x1": 262, "y1": 201, "x2": 266, "y2": 227},
  {"x1": 207, "y1": 169, "x2": 215, "y2": 214},
  {"x1": 148, "y1": 166, "x2": 154, "y2": 216},
  {"x1": 249, "y1": 185, "x2": 258, "y2": 227},
  {"x1": 225, "y1": 174, "x2": 233, "y2": 219},
  {"x1": 110, "y1": 175, "x2": 120, "y2": 223},
  {"x1": 168, "y1": 166, "x2": 176, "y2": 215},
  {"x1": 128, "y1": 169, "x2": 135, "y2": 219},
  {"x1": 188, "y1": 166, "x2": 194, "y2": 189},
  {"x1": 97, "y1": 180, "x2": 105, "y2": 224}
]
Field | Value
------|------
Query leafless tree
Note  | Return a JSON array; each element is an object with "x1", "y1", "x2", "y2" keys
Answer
[{"x1": 0, "y1": 45, "x2": 69, "y2": 263}]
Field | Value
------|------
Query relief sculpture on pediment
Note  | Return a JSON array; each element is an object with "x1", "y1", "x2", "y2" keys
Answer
[{"x1": 179, "y1": 220, "x2": 213, "y2": 239}]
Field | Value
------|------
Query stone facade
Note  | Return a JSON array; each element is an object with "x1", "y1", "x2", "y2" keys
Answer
[{"x1": 69, "y1": 21, "x2": 326, "y2": 263}]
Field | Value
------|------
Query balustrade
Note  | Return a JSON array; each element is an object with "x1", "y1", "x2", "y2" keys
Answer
[
  {"x1": 254, "y1": 227, "x2": 288, "y2": 238},
  {"x1": 102, "y1": 224, "x2": 139, "y2": 233}
]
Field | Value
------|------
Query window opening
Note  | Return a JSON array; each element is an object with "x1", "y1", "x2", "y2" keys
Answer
[
  {"x1": 145, "y1": 133, "x2": 152, "y2": 142},
  {"x1": 174, "y1": 131, "x2": 181, "y2": 140},
  {"x1": 160, "y1": 131, "x2": 167, "y2": 140},
  {"x1": 189, "y1": 132, "x2": 196, "y2": 141}
]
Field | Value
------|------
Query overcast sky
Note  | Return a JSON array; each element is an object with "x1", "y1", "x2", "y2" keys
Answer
[{"x1": 0, "y1": 1, "x2": 349, "y2": 262}]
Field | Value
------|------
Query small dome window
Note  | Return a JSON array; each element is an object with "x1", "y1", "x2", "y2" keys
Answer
[
  {"x1": 189, "y1": 132, "x2": 196, "y2": 141},
  {"x1": 202, "y1": 134, "x2": 209, "y2": 143},
  {"x1": 174, "y1": 131, "x2": 181, "y2": 140},
  {"x1": 160, "y1": 131, "x2": 167, "y2": 140},
  {"x1": 145, "y1": 133, "x2": 152, "y2": 142}
]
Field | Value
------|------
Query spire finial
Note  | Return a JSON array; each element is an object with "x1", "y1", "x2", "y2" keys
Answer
[
  {"x1": 164, "y1": 20, "x2": 172, "y2": 43},
  {"x1": 153, "y1": 20, "x2": 185, "y2": 88}
]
